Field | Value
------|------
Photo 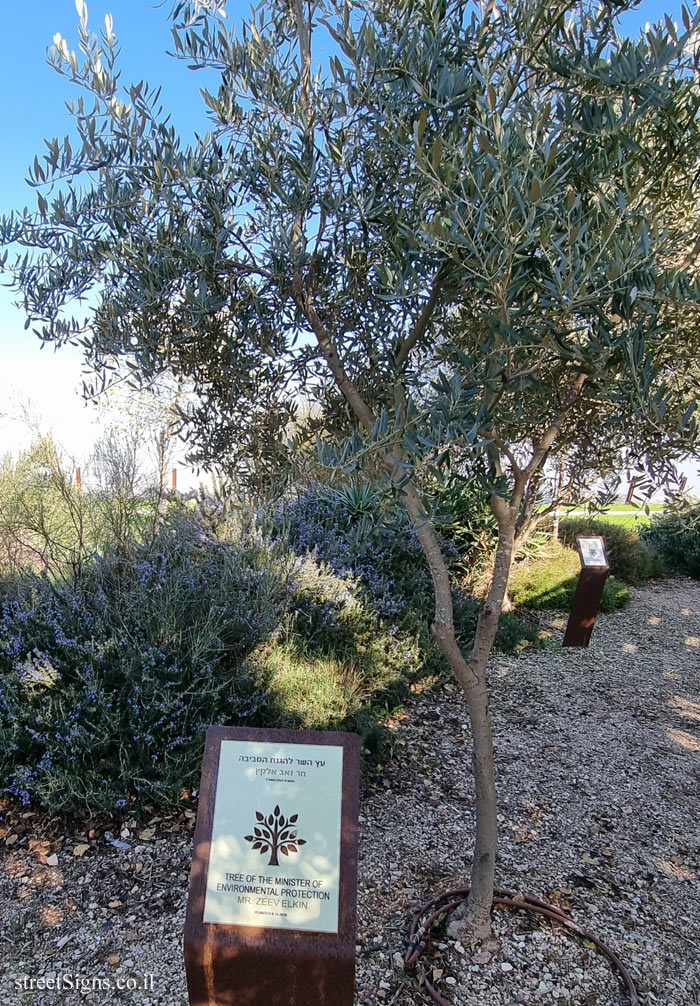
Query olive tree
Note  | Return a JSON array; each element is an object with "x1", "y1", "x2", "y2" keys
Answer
[{"x1": 3, "y1": 0, "x2": 700, "y2": 939}]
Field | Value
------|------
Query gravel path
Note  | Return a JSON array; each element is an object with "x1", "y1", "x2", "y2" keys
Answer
[{"x1": 1, "y1": 577, "x2": 698, "y2": 1005}]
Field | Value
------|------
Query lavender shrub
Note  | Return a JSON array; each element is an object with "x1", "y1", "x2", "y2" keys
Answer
[{"x1": 0, "y1": 509, "x2": 291, "y2": 812}]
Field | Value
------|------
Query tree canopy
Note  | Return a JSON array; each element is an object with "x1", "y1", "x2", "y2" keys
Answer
[{"x1": 3, "y1": 0, "x2": 699, "y2": 495}]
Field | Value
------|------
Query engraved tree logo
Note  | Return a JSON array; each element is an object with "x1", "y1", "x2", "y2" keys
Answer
[{"x1": 244, "y1": 805, "x2": 306, "y2": 867}]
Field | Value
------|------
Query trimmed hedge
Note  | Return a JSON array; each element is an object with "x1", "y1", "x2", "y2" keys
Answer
[{"x1": 559, "y1": 517, "x2": 663, "y2": 585}]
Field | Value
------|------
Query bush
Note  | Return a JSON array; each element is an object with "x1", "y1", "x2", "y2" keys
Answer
[
  {"x1": 265, "y1": 483, "x2": 539, "y2": 664},
  {"x1": 431, "y1": 476, "x2": 499, "y2": 583},
  {"x1": 559, "y1": 517, "x2": 663, "y2": 585},
  {"x1": 0, "y1": 430, "x2": 172, "y2": 583},
  {"x1": 0, "y1": 488, "x2": 542, "y2": 814},
  {"x1": 509, "y1": 543, "x2": 630, "y2": 612},
  {"x1": 264, "y1": 484, "x2": 441, "y2": 619},
  {"x1": 0, "y1": 509, "x2": 292, "y2": 812},
  {"x1": 280, "y1": 554, "x2": 423, "y2": 721},
  {"x1": 0, "y1": 505, "x2": 431, "y2": 812},
  {"x1": 641, "y1": 503, "x2": 700, "y2": 578},
  {"x1": 285, "y1": 555, "x2": 373, "y2": 649}
]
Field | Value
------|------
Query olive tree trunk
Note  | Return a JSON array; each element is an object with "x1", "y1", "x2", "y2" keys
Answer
[
  {"x1": 299, "y1": 279, "x2": 527, "y2": 939},
  {"x1": 402, "y1": 484, "x2": 519, "y2": 941}
]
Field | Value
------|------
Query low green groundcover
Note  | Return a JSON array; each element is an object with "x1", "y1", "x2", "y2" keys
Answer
[{"x1": 509, "y1": 543, "x2": 630, "y2": 613}]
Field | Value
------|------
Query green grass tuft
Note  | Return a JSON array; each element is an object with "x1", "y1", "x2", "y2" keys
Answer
[{"x1": 509, "y1": 543, "x2": 630, "y2": 613}]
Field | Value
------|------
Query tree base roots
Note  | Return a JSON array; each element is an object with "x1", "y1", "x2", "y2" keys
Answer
[
  {"x1": 445, "y1": 899, "x2": 491, "y2": 944},
  {"x1": 403, "y1": 886, "x2": 639, "y2": 1006}
]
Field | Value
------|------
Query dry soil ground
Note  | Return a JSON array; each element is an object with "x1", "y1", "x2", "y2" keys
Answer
[{"x1": 1, "y1": 577, "x2": 698, "y2": 1005}]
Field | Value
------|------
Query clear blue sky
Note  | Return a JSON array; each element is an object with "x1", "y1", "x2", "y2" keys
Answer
[
  {"x1": 0, "y1": 1, "x2": 241, "y2": 474},
  {"x1": 0, "y1": 0, "x2": 684, "y2": 221},
  {"x1": 0, "y1": 0, "x2": 226, "y2": 215},
  {"x1": 0, "y1": 0, "x2": 692, "y2": 490}
]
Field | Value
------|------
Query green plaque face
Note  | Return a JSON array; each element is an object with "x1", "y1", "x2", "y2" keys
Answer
[{"x1": 202, "y1": 740, "x2": 344, "y2": 933}]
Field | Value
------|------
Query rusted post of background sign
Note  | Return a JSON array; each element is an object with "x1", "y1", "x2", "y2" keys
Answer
[
  {"x1": 184, "y1": 726, "x2": 359, "y2": 1006},
  {"x1": 563, "y1": 536, "x2": 609, "y2": 647}
]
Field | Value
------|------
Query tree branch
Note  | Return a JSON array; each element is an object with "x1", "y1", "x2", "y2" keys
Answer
[
  {"x1": 478, "y1": 427, "x2": 523, "y2": 481},
  {"x1": 515, "y1": 470, "x2": 542, "y2": 535},
  {"x1": 395, "y1": 274, "x2": 443, "y2": 369},
  {"x1": 298, "y1": 290, "x2": 377, "y2": 433},
  {"x1": 523, "y1": 371, "x2": 587, "y2": 480}
]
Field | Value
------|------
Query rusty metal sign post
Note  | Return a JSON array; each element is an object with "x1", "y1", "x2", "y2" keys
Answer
[
  {"x1": 563, "y1": 535, "x2": 610, "y2": 647},
  {"x1": 184, "y1": 726, "x2": 359, "y2": 1006}
]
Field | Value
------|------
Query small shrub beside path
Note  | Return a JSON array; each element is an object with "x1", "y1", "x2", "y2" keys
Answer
[{"x1": 0, "y1": 578, "x2": 698, "y2": 1005}]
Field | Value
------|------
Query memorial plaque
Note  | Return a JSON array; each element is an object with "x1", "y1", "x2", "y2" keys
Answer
[
  {"x1": 184, "y1": 726, "x2": 359, "y2": 1006},
  {"x1": 563, "y1": 535, "x2": 610, "y2": 647},
  {"x1": 577, "y1": 535, "x2": 608, "y2": 568}
]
